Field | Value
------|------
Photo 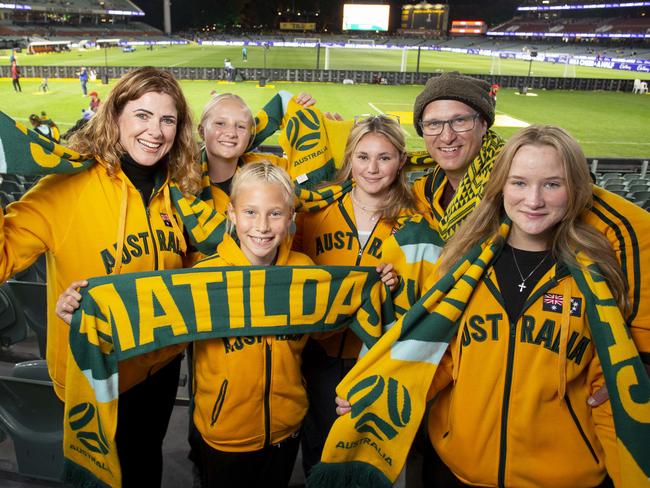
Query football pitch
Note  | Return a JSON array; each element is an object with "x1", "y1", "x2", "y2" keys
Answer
[
  {"x1": 1, "y1": 77, "x2": 649, "y2": 158},
  {"x1": 2, "y1": 44, "x2": 647, "y2": 80}
]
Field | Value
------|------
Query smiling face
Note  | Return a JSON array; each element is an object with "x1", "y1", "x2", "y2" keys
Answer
[
  {"x1": 227, "y1": 182, "x2": 293, "y2": 266},
  {"x1": 117, "y1": 91, "x2": 178, "y2": 166},
  {"x1": 503, "y1": 144, "x2": 570, "y2": 251},
  {"x1": 421, "y1": 99, "x2": 487, "y2": 188},
  {"x1": 350, "y1": 132, "x2": 404, "y2": 203},
  {"x1": 199, "y1": 98, "x2": 253, "y2": 166}
]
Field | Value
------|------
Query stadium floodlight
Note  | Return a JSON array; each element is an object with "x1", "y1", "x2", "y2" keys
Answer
[{"x1": 517, "y1": 2, "x2": 650, "y2": 10}]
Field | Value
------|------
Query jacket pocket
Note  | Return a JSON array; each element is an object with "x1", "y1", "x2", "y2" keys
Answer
[
  {"x1": 210, "y1": 379, "x2": 228, "y2": 427},
  {"x1": 565, "y1": 394, "x2": 599, "y2": 464}
]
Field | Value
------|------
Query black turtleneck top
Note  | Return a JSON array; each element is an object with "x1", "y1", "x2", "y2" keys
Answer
[{"x1": 120, "y1": 153, "x2": 167, "y2": 205}]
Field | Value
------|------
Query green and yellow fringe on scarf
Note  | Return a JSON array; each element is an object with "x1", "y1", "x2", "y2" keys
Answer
[
  {"x1": 412, "y1": 129, "x2": 504, "y2": 241},
  {"x1": 307, "y1": 221, "x2": 650, "y2": 488}
]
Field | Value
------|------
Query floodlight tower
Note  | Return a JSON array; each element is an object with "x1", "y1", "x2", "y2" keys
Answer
[{"x1": 163, "y1": 0, "x2": 171, "y2": 34}]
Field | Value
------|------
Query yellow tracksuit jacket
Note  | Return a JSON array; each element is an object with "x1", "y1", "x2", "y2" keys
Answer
[
  {"x1": 0, "y1": 161, "x2": 188, "y2": 399},
  {"x1": 294, "y1": 193, "x2": 434, "y2": 358},
  {"x1": 192, "y1": 234, "x2": 314, "y2": 452},
  {"x1": 427, "y1": 264, "x2": 619, "y2": 488}
]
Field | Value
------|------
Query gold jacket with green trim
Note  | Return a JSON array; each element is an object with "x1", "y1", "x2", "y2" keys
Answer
[
  {"x1": 0, "y1": 161, "x2": 188, "y2": 399},
  {"x1": 191, "y1": 234, "x2": 314, "y2": 452},
  {"x1": 427, "y1": 262, "x2": 620, "y2": 487}
]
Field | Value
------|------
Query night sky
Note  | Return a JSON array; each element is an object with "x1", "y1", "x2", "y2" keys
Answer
[{"x1": 131, "y1": 0, "x2": 521, "y2": 33}]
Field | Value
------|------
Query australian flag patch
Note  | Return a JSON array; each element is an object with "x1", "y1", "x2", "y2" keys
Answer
[
  {"x1": 543, "y1": 293, "x2": 582, "y2": 317},
  {"x1": 160, "y1": 212, "x2": 173, "y2": 227}
]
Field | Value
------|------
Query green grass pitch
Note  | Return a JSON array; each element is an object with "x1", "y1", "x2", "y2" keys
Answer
[
  {"x1": 1, "y1": 44, "x2": 649, "y2": 158},
  {"x1": 2, "y1": 44, "x2": 647, "y2": 80}
]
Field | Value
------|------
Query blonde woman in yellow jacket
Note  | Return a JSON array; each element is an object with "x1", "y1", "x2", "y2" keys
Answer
[
  {"x1": 295, "y1": 115, "x2": 432, "y2": 476},
  {"x1": 15, "y1": 67, "x2": 199, "y2": 488},
  {"x1": 421, "y1": 126, "x2": 626, "y2": 487}
]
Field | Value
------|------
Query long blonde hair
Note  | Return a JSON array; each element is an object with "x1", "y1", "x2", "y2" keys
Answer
[
  {"x1": 437, "y1": 125, "x2": 629, "y2": 314},
  {"x1": 328, "y1": 115, "x2": 415, "y2": 222},
  {"x1": 68, "y1": 67, "x2": 201, "y2": 195}
]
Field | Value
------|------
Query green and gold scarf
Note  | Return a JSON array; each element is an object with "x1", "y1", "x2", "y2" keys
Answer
[
  {"x1": 63, "y1": 265, "x2": 388, "y2": 487},
  {"x1": 413, "y1": 130, "x2": 504, "y2": 241}
]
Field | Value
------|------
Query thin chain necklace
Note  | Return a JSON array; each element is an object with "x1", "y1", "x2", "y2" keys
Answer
[
  {"x1": 511, "y1": 246, "x2": 550, "y2": 293},
  {"x1": 350, "y1": 189, "x2": 381, "y2": 222}
]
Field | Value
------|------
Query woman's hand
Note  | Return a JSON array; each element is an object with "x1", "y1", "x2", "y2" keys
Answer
[
  {"x1": 335, "y1": 396, "x2": 351, "y2": 416},
  {"x1": 295, "y1": 92, "x2": 316, "y2": 107},
  {"x1": 324, "y1": 112, "x2": 344, "y2": 121},
  {"x1": 377, "y1": 263, "x2": 399, "y2": 292},
  {"x1": 56, "y1": 280, "x2": 88, "y2": 325}
]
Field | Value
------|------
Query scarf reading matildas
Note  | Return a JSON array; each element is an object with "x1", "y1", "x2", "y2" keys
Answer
[
  {"x1": 62, "y1": 264, "x2": 389, "y2": 488},
  {"x1": 309, "y1": 222, "x2": 650, "y2": 488}
]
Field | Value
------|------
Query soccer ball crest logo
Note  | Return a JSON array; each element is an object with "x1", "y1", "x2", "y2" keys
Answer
[
  {"x1": 68, "y1": 402, "x2": 110, "y2": 455},
  {"x1": 348, "y1": 375, "x2": 411, "y2": 441},
  {"x1": 285, "y1": 109, "x2": 321, "y2": 152}
]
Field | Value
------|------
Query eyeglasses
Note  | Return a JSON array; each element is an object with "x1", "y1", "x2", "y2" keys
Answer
[
  {"x1": 353, "y1": 113, "x2": 401, "y2": 126},
  {"x1": 419, "y1": 113, "x2": 480, "y2": 136}
]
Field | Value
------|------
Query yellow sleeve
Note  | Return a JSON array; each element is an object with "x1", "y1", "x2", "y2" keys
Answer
[
  {"x1": 584, "y1": 188, "x2": 650, "y2": 362},
  {"x1": 0, "y1": 174, "x2": 73, "y2": 282}
]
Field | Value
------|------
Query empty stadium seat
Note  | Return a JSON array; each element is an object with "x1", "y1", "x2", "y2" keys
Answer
[
  {"x1": 0, "y1": 283, "x2": 27, "y2": 348},
  {"x1": 6, "y1": 281, "x2": 47, "y2": 358},
  {"x1": 603, "y1": 183, "x2": 626, "y2": 191},
  {"x1": 633, "y1": 79, "x2": 648, "y2": 94},
  {"x1": 629, "y1": 190, "x2": 650, "y2": 204},
  {"x1": 0, "y1": 374, "x2": 63, "y2": 481}
]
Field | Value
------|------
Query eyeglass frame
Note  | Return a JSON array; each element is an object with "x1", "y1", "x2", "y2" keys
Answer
[
  {"x1": 353, "y1": 113, "x2": 401, "y2": 126},
  {"x1": 418, "y1": 112, "x2": 481, "y2": 136}
]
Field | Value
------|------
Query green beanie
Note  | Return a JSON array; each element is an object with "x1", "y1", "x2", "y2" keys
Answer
[{"x1": 413, "y1": 72, "x2": 495, "y2": 136}]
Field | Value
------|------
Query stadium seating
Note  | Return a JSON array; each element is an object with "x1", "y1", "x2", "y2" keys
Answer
[
  {"x1": 0, "y1": 373, "x2": 63, "y2": 481},
  {"x1": 0, "y1": 283, "x2": 27, "y2": 349},
  {"x1": 6, "y1": 281, "x2": 47, "y2": 359}
]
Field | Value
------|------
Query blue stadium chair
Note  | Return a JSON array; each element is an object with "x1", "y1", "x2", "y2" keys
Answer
[
  {"x1": 0, "y1": 373, "x2": 63, "y2": 481},
  {"x1": 0, "y1": 179, "x2": 24, "y2": 194},
  {"x1": 603, "y1": 183, "x2": 626, "y2": 192},
  {"x1": 0, "y1": 190, "x2": 15, "y2": 208},
  {"x1": 7, "y1": 281, "x2": 47, "y2": 358},
  {"x1": 0, "y1": 282, "x2": 27, "y2": 349}
]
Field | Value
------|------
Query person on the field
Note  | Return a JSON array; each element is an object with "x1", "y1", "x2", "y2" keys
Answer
[
  {"x1": 22, "y1": 67, "x2": 200, "y2": 488},
  {"x1": 78, "y1": 66, "x2": 88, "y2": 96},
  {"x1": 10, "y1": 59, "x2": 21, "y2": 93}
]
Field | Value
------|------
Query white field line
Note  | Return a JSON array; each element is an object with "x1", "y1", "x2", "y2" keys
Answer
[{"x1": 368, "y1": 101, "x2": 413, "y2": 138}]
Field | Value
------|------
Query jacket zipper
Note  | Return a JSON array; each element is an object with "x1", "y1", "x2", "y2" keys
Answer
[
  {"x1": 263, "y1": 340, "x2": 272, "y2": 447},
  {"x1": 145, "y1": 206, "x2": 159, "y2": 271},
  {"x1": 210, "y1": 379, "x2": 228, "y2": 427},
  {"x1": 486, "y1": 273, "x2": 566, "y2": 488}
]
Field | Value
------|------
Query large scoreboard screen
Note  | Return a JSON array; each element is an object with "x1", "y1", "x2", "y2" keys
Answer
[
  {"x1": 342, "y1": 4, "x2": 390, "y2": 31},
  {"x1": 400, "y1": 3, "x2": 449, "y2": 34}
]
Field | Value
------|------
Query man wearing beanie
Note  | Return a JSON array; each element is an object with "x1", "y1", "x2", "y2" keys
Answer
[{"x1": 410, "y1": 72, "x2": 504, "y2": 241}]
